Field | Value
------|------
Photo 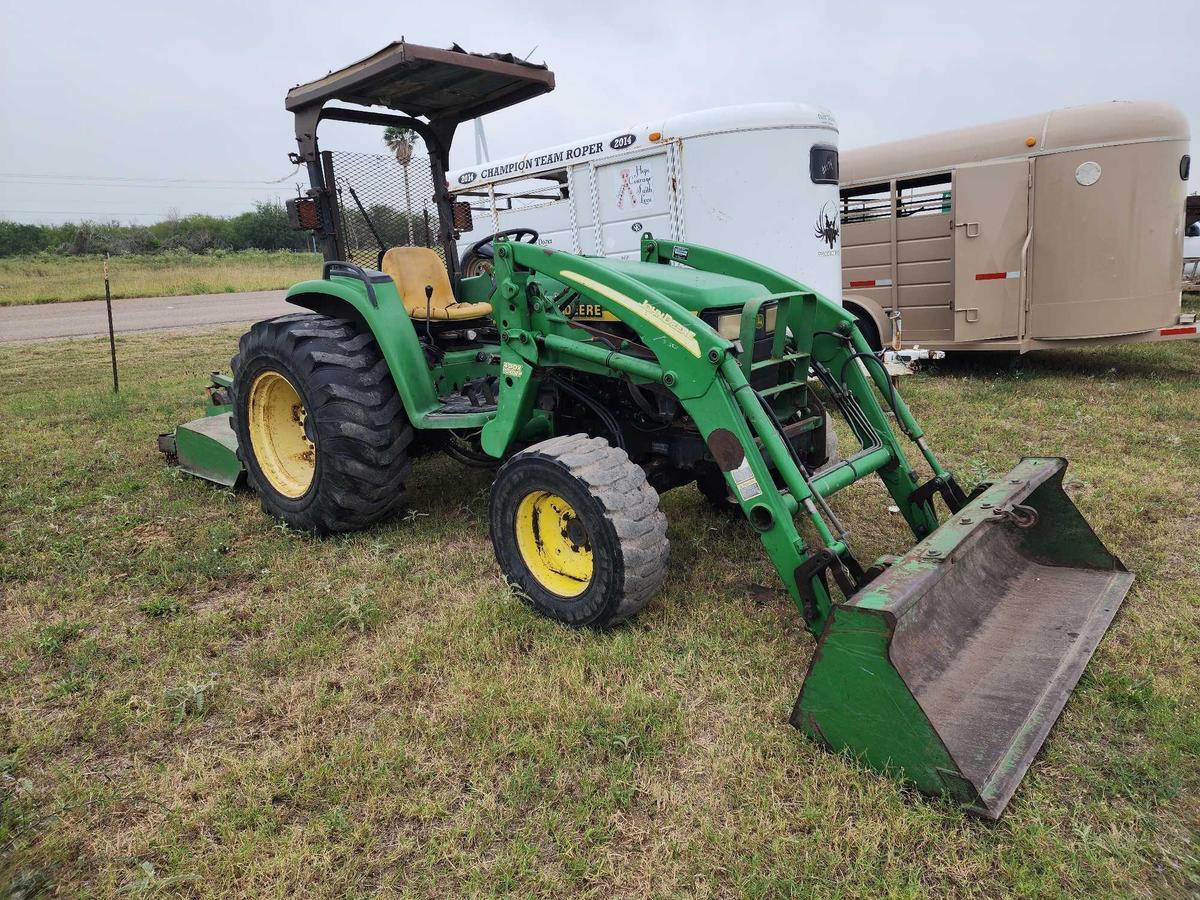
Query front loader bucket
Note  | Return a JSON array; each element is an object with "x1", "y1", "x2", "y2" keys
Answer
[{"x1": 794, "y1": 458, "x2": 1133, "y2": 819}]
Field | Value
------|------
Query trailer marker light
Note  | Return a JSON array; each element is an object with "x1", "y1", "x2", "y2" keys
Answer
[
  {"x1": 648, "y1": 131, "x2": 662, "y2": 142},
  {"x1": 1025, "y1": 136, "x2": 1037, "y2": 147},
  {"x1": 975, "y1": 271, "x2": 1021, "y2": 281},
  {"x1": 1160, "y1": 325, "x2": 1197, "y2": 336}
]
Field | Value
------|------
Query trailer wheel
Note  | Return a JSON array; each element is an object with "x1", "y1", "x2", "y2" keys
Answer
[
  {"x1": 230, "y1": 313, "x2": 412, "y2": 535},
  {"x1": 852, "y1": 311, "x2": 882, "y2": 352},
  {"x1": 489, "y1": 434, "x2": 669, "y2": 628}
]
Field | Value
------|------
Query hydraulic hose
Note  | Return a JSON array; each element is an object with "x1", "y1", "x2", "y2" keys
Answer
[{"x1": 546, "y1": 371, "x2": 626, "y2": 450}]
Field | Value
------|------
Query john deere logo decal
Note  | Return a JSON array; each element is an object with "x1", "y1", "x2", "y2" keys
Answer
[
  {"x1": 814, "y1": 201, "x2": 840, "y2": 250},
  {"x1": 557, "y1": 270, "x2": 701, "y2": 358},
  {"x1": 458, "y1": 171, "x2": 477, "y2": 185}
]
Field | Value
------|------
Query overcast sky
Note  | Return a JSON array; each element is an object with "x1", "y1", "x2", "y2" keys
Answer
[{"x1": 1, "y1": 0, "x2": 1195, "y2": 225}]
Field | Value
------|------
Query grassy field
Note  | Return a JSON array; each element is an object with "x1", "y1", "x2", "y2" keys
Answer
[
  {"x1": 0, "y1": 251, "x2": 322, "y2": 306},
  {"x1": 1, "y1": 321, "x2": 1198, "y2": 897}
]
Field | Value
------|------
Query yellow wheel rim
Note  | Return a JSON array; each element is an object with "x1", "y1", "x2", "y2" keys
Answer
[
  {"x1": 246, "y1": 370, "x2": 315, "y2": 498},
  {"x1": 514, "y1": 491, "x2": 593, "y2": 597}
]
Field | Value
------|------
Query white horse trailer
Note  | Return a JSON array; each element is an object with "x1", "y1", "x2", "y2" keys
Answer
[
  {"x1": 448, "y1": 104, "x2": 843, "y2": 303},
  {"x1": 1187, "y1": 220, "x2": 1200, "y2": 282}
]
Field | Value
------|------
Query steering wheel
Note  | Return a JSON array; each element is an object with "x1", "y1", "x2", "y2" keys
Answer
[{"x1": 461, "y1": 228, "x2": 540, "y2": 277}]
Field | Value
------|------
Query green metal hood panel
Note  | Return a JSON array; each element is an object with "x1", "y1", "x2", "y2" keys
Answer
[{"x1": 576, "y1": 258, "x2": 771, "y2": 312}]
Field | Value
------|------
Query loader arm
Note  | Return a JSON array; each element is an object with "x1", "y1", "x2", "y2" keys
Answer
[
  {"x1": 487, "y1": 237, "x2": 947, "y2": 632},
  {"x1": 640, "y1": 236, "x2": 961, "y2": 534}
]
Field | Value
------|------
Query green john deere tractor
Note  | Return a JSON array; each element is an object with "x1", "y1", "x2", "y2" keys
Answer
[{"x1": 160, "y1": 42, "x2": 1134, "y2": 819}]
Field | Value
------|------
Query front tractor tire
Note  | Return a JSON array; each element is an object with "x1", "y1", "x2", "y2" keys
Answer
[
  {"x1": 489, "y1": 434, "x2": 670, "y2": 629},
  {"x1": 231, "y1": 313, "x2": 412, "y2": 535}
]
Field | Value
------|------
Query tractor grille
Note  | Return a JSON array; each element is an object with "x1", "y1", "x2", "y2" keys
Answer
[{"x1": 324, "y1": 148, "x2": 444, "y2": 270}]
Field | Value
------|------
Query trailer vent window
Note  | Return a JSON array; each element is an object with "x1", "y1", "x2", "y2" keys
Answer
[
  {"x1": 896, "y1": 173, "x2": 953, "y2": 218},
  {"x1": 1182, "y1": 155, "x2": 1191, "y2": 181},
  {"x1": 810, "y1": 146, "x2": 839, "y2": 184},
  {"x1": 457, "y1": 170, "x2": 570, "y2": 215},
  {"x1": 840, "y1": 183, "x2": 891, "y2": 224}
]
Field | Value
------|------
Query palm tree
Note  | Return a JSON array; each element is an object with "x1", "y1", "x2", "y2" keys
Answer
[
  {"x1": 383, "y1": 126, "x2": 416, "y2": 164},
  {"x1": 383, "y1": 127, "x2": 418, "y2": 245}
]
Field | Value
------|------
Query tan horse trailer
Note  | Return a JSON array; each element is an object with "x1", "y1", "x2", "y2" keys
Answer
[{"x1": 839, "y1": 101, "x2": 1197, "y2": 353}]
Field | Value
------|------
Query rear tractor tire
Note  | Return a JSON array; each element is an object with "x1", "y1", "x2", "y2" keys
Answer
[
  {"x1": 459, "y1": 252, "x2": 493, "y2": 279},
  {"x1": 230, "y1": 312, "x2": 413, "y2": 535},
  {"x1": 488, "y1": 434, "x2": 669, "y2": 628}
]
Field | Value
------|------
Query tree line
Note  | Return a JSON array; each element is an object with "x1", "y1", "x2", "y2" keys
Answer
[{"x1": 0, "y1": 201, "x2": 313, "y2": 258}]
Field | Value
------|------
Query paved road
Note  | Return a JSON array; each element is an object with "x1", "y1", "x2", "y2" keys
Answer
[{"x1": 0, "y1": 291, "x2": 293, "y2": 342}]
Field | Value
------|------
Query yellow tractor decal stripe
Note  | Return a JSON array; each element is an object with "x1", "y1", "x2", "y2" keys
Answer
[{"x1": 558, "y1": 270, "x2": 701, "y2": 357}]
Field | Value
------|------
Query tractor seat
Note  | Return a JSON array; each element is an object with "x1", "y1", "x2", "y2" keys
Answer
[{"x1": 380, "y1": 247, "x2": 492, "y2": 321}]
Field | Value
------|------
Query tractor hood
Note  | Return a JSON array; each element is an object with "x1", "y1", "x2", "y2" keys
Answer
[{"x1": 597, "y1": 259, "x2": 771, "y2": 313}]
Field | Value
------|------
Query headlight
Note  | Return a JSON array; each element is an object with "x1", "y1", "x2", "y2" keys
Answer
[
  {"x1": 715, "y1": 304, "x2": 778, "y2": 340},
  {"x1": 716, "y1": 312, "x2": 741, "y2": 339}
]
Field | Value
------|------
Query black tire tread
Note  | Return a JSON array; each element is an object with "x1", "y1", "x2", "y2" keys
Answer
[
  {"x1": 511, "y1": 433, "x2": 669, "y2": 625},
  {"x1": 230, "y1": 313, "x2": 412, "y2": 534}
]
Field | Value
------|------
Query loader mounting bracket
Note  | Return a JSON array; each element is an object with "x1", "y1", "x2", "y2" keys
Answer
[
  {"x1": 794, "y1": 548, "x2": 866, "y2": 622},
  {"x1": 907, "y1": 473, "x2": 968, "y2": 516}
]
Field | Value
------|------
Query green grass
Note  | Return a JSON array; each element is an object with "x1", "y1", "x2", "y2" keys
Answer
[
  {"x1": 1, "y1": 322, "x2": 1198, "y2": 897},
  {"x1": 0, "y1": 250, "x2": 322, "y2": 305}
]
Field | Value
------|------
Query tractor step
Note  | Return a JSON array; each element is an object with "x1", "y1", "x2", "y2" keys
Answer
[
  {"x1": 757, "y1": 379, "x2": 807, "y2": 399},
  {"x1": 432, "y1": 376, "x2": 500, "y2": 417},
  {"x1": 433, "y1": 392, "x2": 498, "y2": 415}
]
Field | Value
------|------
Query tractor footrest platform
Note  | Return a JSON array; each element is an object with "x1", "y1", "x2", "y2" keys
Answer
[{"x1": 435, "y1": 394, "x2": 498, "y2": 415}]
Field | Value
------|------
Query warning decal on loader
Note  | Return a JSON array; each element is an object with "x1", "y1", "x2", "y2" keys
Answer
[{"x1": 731, "y1": 459, "x2": 762, "y2": 501}]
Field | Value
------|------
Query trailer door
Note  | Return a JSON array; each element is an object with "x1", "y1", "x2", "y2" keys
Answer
[
  {"x1": 592, "y1": 151, "x2": 672, "y2": 258},
  {"x1": 952, "y1": 160, "x2": 1029, "y2": 342}
]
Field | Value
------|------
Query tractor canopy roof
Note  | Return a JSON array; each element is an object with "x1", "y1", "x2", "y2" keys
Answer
[{"x1": 285, "y1": 41, "x2": 555, "y2": 127}]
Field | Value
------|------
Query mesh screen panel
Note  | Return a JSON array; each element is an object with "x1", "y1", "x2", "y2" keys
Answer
[{"x1": 325, "y1": 148, "x2": 444, "y2": 269}]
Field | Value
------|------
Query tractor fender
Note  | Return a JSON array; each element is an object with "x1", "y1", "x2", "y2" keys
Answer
[
  {"x1": 285, "y1": 279, "x2": 439, "y2": 419},
  {"x1": 841, "y1": 294, "x2": 891, "y2": 351}
]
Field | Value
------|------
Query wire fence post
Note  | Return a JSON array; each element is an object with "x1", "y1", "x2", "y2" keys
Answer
[{"x1": 104, "y1": 253, "x2": 119, "y2": 393}]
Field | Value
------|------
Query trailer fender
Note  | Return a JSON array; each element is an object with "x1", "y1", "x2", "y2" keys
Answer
[
  {"x1": 285, "y1": 279, "x2": 439, "y2": 418},
  {"x1": 841, "y1": 294, "x2": 891, "y2": 351}
]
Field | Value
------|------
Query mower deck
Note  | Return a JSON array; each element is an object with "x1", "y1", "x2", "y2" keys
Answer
[{"x1": 159, "y1": 414, "x2": 241, "y2": 488}]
